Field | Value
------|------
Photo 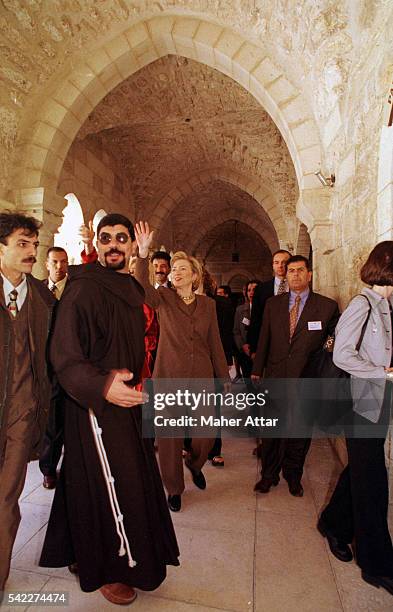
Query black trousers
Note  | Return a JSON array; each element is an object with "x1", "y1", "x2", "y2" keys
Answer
[
  {"x1": 321, "y1": 404, "x2": 393, "y2": 577},
  {"x1": 261, "y1": 438, "x2": 311, "y2": 481},
  {"x1": 39, "y1": 399, "x2": 64, "y2": 477}
]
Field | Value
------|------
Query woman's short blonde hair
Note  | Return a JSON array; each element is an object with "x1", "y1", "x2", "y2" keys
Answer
[{"x1": 171, "y1": 251, "x2": 202, "y2": 291}]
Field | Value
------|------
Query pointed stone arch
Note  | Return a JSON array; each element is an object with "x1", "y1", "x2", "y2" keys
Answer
[
  {"x1": 12, "y1": 15, "x2": 322, "y2": 211},
  {"x1": 151, "y1": 166, "x2": 286, "y2": 249}
]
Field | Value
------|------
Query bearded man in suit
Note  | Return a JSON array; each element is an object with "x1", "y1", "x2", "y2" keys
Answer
[{"x1": 252, "y1": 255, "x2": 339, "y2": 497}]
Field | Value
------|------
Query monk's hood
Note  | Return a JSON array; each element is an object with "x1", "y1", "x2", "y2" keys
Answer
[{"x1": 67, "y1": 262, "x2": 145, "y2": 308}]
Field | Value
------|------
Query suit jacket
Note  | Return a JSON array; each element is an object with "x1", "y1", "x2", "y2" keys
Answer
[
  {"x1": 333, "y1": 287, "x2": 392, "y2": 422},
  {"x1": 135, "y1": 257, "x2": 228, "y2": 379},
  {"x1": 233, "y1": 302, "x2": 251, "y2": 351},
  {"x1": 0, "y1": 275, "x2": 55, "y2": 464},
  {"x1": 252, "y1": 291, "x2": 339, "y2": 378},
  {"x1": 214, "y1": 295, "x2": 235, "y2": 365},
  {"x1": 247, "y1": 279, "x2": 274, "y2": 353}
]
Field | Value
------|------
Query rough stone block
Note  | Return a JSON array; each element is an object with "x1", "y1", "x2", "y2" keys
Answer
[
  {"x1": 69, "y1": 63, "x2": 96, "y2": 91},
  {"x1": 43, "y1": 100, "x2": 68, "y2": 128},
  {"x1": 124, "y1": 22, "x2": 149, "y2": 49},
  {"x1": 104, "y1": 34, "x2": 130, "y2": 62},
  {"x1": 322, "y1": 105, "x2": 341, "y2": 149},
  {"x1": 268, "y1": 76, "x2": 298, "y2": 105},
  {"x1": 115, "y1": 52, "x2": 139, "y2": 79},
  {"x1": 252, "y1": 57, "x2": 282, "y2": 86},
  {"x1": 298, "y1": 144, "x2": 323, "y2": 174},
  {"x1": 281, "y1": 96, "x2": 309, "y2": 125},
  {"x1": 172, "y1": 18, "x2": 200, "y2": 46},
  {"x1": 233, "y1": 42, "x2": 265, "y2": 72},
  {"x1": 69, "y1": 94, "x2": 93, "y2": 124},
  {"x1": 86, "y1": 49, "x2": 111, "y2": 75},
  {"x1": 292, "y1": 120, "x2": 320, "y2": 150},
  {"x1": 232, "y1": 61, "x2": 250, "y2": 90},
  {"x1": 214, "y1": 29, "x2": 243, "y2": 59},
  {"x1": 193, "y1": 21, "x2": 222, "y2": 47},
  {"x1": 81, "y1": 79, "x2": 107, "y2": 107},
  {"x1": 32, "y1": 122, "x2": 56, "y2": 149},
  {"x1": 148, "y1": 16, "x2": 175, "y2": 39},
  {"x1": 53, "y1": 81, "x2": 81, "y2": 109}
]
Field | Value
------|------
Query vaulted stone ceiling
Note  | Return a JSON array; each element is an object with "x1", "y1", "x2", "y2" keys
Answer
[
  {"x1": 166, "y1": 179, "x2": 277, "y2": 254},
  {"x1": 77, "y1": 55, "x2": 298, "y2": 221}
]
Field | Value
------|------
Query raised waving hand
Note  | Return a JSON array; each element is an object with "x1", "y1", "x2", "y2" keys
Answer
[{"x1": 135, "y1": 221, "x2": 154, "y2": 258}]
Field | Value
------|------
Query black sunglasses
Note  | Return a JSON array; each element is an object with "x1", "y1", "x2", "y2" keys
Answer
[{"x1": 98, "y1": 232, "x2": 130, "y2": 245}]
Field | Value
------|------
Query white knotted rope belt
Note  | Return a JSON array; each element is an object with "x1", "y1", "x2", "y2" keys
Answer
[{"x1": 88, "y1": 408, "x2": 137, "y2": 567}]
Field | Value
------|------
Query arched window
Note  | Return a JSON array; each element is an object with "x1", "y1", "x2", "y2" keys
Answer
[{"x1": 54, "y1": 194, "x2": 85, "y2": 264}]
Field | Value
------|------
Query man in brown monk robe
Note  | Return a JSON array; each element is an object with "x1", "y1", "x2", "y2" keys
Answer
[
  {"x1": 0, "y1": 212, "x2": 55, "y2": 595},
  {"x1": 39, "y1": 213, "x2": 179, "y2": 606}
]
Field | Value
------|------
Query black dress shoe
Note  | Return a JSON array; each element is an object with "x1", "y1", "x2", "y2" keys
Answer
[
  {"x1": 362, "y1": 572, "x2": 393, "y2": 596},
  {"x1": 185, "y1": 463, "x2": 206, "y2": 489},
  {"x1": 43, "y1": 475, "x2": 57, "y2": 489},
  {"x1": 68, "y1": 563, "x2": 79, "y2": 574},
  {"x1": 287, "y1": 479, "x2": 304, "y2": 497},
  {"x1": 317, "y1": 518, "x2": 353, "y2": 562},
  {"x1": 168, "y1": 494, "x2": 181, "y2": 512},
  {"x1": 254, "y1": 476, "x2": 279, "y2": 493}
]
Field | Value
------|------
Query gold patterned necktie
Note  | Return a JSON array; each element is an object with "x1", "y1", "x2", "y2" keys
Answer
[
  {"x1": 277, "y1": 279, "x2": 287, "y2": 295},
  {"x1": 289, "y1": 295, "x2": 301, "y2": 341},
  {"x1": 8, "y1": 289, "x2": 18, "y2": 317}
]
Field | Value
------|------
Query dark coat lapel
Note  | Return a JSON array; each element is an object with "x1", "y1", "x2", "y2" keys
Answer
[{"x1": 277, "y1": 293, "x2": 290, "y2": 342}]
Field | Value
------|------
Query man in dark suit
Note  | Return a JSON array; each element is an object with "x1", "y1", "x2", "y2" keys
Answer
[
  {"x1": 252, "y1": 255, "x2": 339, "y2": 496},
  {"x1": 39, "y1": 246, "x2": 68, "y2": 489},
  {"x1": 248, "y1": 250, "x2": 291, "y2": 357}
]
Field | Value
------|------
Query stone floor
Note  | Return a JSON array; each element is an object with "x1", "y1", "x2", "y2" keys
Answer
[{"x1": 3, "y1": 438, "x2": 393, "y2": 611}]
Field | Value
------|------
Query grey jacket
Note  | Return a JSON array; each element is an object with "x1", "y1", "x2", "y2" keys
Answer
[{"x1": 333, "y1": 287, "x2": 392, "y2": 422}]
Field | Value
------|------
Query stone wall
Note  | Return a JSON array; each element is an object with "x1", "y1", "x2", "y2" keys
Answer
[{"x1": 58, "y1": 139, "x2": 135, "y2": 224}]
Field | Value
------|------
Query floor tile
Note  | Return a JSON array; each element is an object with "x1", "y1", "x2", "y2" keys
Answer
[{"x1": 255, "y1": 513, "x2": 343, "y2": 612}]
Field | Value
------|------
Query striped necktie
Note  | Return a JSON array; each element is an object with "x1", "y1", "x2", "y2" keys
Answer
[
  {"x1": 8, "y1": 289, "x2": 18, "y2": 317},
  {"x1": 49, "y1": 283, "x2": 57, "y2": 298},
  {"x1": 289, "y1": 295, "x2": 301, "y2": 341}
]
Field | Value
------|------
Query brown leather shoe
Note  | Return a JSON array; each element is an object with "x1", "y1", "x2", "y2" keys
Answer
[
  {"x1": 100, "y1": 583, "x2": 137, "y2": 605},
  {"x1": 43, "y1": 475, "x2": 57, "y2": 489}
]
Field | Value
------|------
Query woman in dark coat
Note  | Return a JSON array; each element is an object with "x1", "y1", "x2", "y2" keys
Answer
[{"x1": 134, "y1": 221, "x2": 229, "y2": 512}]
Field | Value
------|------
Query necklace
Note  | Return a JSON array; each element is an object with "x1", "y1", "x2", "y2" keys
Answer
[{"x1": 180, "y1": 293, "x2": 195, "y2": 302}]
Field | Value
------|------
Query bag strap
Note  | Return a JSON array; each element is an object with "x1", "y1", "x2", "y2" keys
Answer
[{"x1": 355, "y1": 295, "x2": 372, "y2": 351}]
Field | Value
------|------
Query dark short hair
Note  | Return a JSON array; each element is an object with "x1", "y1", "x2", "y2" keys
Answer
[
  {"x1": 151, "y1": 250, "x2": 171, "y2": 265},
  {"x1": 97, "y1": 213, "x2": 135, "y2": 240},
  {"x1": 246, "y1": 279, "x2": 259, "y2": 290},
  {"x1": 360, "y1": 241, "x2": 393, "y2": 286},
  {"x1": 218, "y1": 284, "x2": 232, "y2": 297},
  {"x1": 0, "y1": 211, "x2": 41, "y2": 245},
  {"x1": 286, "y1": 255, "x2": 311, "y2": 271},
  {"x1": 47, "y1": 246, "x2": 68, "y2": 259},
  {"x1": 272, "y1": 249, "x2": 291, "y2": 260}
]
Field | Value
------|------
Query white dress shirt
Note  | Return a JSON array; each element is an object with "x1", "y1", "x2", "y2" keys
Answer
[
  {"x1": 1, "y1": 273, "x2": 28, "y2": 310},
  {"x1": 48, "y1": 275, "x2": 67, "y2": 300}
]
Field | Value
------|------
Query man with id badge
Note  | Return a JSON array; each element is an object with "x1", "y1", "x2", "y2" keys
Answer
[{"x1": 252, "y1": 255, "x2": 339, "y2": 497}]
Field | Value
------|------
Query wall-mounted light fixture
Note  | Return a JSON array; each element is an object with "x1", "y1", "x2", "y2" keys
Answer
[{"x1": 315, "y1": 171, "x2": 335, "y2": 187}]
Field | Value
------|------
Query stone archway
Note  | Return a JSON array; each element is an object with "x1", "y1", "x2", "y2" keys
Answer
[
  {"x1": 151, "y1": 167, "x2": 285, "y2": 249},
  {"x1": 11, "y1": 15, "x2": 322, "y2": 222}
]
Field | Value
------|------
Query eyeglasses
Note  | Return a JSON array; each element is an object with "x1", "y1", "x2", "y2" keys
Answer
[{"x1": 98, "y1": 232, "x2": 130, "y2": 245}]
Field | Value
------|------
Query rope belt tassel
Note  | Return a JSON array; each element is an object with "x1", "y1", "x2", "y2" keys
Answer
[{"x1": 88, "y1": 408, "x2": 136, "y2": 567}]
